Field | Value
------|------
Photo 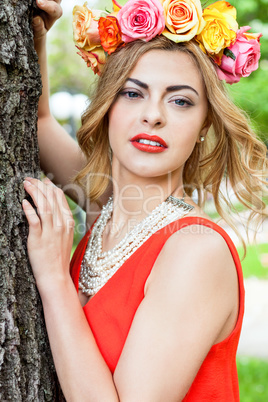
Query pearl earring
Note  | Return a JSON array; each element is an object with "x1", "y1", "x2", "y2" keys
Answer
[{"x1": 200, "y1": 136, "x2": 205, "y2": 142}]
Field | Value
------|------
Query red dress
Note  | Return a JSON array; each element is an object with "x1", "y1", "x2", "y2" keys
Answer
[{"x1": 70, "y1": 216, "x2": 244, "y2": 401}]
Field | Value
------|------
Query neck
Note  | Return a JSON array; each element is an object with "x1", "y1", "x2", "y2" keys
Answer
[{"x1": 109, "y1": 169, "x2": 185, "y2": 232}]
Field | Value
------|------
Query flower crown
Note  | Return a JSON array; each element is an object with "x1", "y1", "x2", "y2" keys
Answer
[{"x1": 73, "y1": 0, "x2": 262, "y2": 84}]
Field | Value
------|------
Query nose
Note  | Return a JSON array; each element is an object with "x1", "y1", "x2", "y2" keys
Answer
[{"x1": 141, "y1": 99, "x2": 166, "y2": 129}]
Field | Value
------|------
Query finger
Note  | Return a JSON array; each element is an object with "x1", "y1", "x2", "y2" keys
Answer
[
  {"x1": 25, "y1": 177, "x2": 74, "y2": 233},
  {"x1": 23, "y1": 179, "x2": 53, "y2": 228},
  {"x1": 22, "y1": 199, "x2": 42, "y2": 236},
  {"x1": 44, "y1": 178, "x2": 75, "y2": 233},
  {"x1": 32, "y1": 16, "x2": 46, "y2": 38},
  {"x1": 33, "y1": 15, "x2": 44, "y2": 29},
  {"x1": 42, "y1": 178, "x2": 65, "y2": 229},
  {"x1": 25, "y1": 177, "x2": 55, "y2": 213},
  {"x1": 33, "y1": 16, "x2": 44, "y2": 29},
  {"x1": 33, "y1": 177, "x2": 72, "y2": 231},
  {"x1": 36, "y1": 0, "x2": 63, "y2": 19},
  {"x1": 26, "y1": 177, "x2": 57, "y2": 210}
]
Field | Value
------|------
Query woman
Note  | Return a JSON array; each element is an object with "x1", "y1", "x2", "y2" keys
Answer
[{"x1": 23, "y1": 0, "x2": 267, "y2": 400}]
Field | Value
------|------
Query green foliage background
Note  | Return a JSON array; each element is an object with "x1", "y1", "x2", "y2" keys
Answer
[
  {"x1": 47, "y1": 0, "x2": 268, "y2": 142},
  {"x1": 237, "y1": 357, "x2": 268, "y2": 401}
]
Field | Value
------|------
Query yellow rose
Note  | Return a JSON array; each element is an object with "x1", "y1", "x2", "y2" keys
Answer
[
  {"x1": 196, "y1": 1, "x2": 238, "y2": 57},
  {"x1": 73, "y1": 3, "x2": 103, "y2": 51},
  {"x1": 111, "y1": 0, "x2": 122, "y2": 13},
  {"x1": 160, "y1": 0, "x2": 206, "y2": 43}
]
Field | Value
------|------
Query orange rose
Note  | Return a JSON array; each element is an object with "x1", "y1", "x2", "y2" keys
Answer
[
  {"x1": 73, "y1": 3, "x2": 104, "y2": 51},
  {"x1": 161, "y1": 0, "x2": 205, "y2": 42},
  {"x1": 98, "y1": 16, "x2": 123, "y2": 55},
  {"x1": 76, "y1": 46, "x2": 106, "y2": 75}
]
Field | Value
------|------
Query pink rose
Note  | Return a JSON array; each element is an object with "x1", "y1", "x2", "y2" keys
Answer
[
  {"x1": 217, "y1": 26, "x2": 262, "y2": 84},
  {"x1": 76, "y1": 46, "x2": 106, "y2": 76},
  {"x1": 117, "y1": 0, "x2": 165, "y2": 42}
]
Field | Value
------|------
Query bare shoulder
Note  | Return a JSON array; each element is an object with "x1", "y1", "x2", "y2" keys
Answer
[
  {"x1": 145, "y1": 220, "x2": 238, "y2": 309},
  {"x1": 168, "y1": 220, "x2": 230, "y2": 254},
  {"x1": 155, "y1": 219, "x2": 235, "y2": 270}
]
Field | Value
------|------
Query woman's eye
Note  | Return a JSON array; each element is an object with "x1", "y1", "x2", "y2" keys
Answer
[
  {"x1": 174, "y1": 98, "x2": 192, "y2": 107},
  {"x1": 120, "y1": 90, "x2": 141, "y2": 99}
]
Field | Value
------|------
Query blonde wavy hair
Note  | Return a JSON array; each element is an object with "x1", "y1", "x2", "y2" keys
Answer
[{"x1": 75, "y1": 36, "x2": 267, "y2": 251}]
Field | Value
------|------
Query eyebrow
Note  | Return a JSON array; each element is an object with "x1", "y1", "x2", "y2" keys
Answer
[
  {"x1": 126, "y1": 78, "x2": 199, "y2": 97},
  {"x1": 127, "y1": 78, "x2": 148, "y2": 89},
  {"x1": 166, "y1": 85, "x2": 199, "y2": 97}
]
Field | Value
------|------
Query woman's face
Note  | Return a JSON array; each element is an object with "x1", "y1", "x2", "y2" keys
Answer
[{"x1": 108, "y1": 49, "x2": 209, "y2": 183}]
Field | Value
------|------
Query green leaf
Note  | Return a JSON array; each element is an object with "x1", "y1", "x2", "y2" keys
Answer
[{"x1": 224, "y1": 48, "x2": 236, "y2": 60}]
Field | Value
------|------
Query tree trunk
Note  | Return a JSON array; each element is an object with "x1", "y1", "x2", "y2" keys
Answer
[{"x1": 0, "y1": 1, "x2": 64, "y2": 400}]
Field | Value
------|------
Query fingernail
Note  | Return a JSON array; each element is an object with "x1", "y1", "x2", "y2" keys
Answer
[
  {"x1": 22, "y1": 199, "x2": 30, "y2": 206},
  {"x1": 33, "y1": 17, "x2": 41, "y2": 26},
  {"x1": 23, "y1": 180, "x2": 32, "y2": 186}
]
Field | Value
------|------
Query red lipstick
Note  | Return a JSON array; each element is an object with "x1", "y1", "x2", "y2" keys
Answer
[{"x1": 130, "y1": 133, "x2": 167, "y2": 153}]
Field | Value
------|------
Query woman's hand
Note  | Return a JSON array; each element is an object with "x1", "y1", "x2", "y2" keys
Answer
[
  {"x1": 33, "y1": 0, "x2": 62, "y2": 41},
  {"x1": 22, "y1": 177, "x2": 74, "y2": 289}
]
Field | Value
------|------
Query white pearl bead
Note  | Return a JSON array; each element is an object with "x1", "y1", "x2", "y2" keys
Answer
[{"x1": 78, "y1": 195, "x2": 193, "y2": 297}]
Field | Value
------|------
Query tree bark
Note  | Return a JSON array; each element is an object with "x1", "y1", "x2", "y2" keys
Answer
[{"x1": 0, "y1": 1, "x2": 64, "y2": 400}]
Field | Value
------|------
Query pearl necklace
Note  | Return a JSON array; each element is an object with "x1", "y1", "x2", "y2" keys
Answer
[{"x1": 79, "y1": 195, "x2": 194, "y2": 297}]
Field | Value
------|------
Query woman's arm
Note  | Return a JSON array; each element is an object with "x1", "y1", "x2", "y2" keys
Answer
[
  {"x1": 114, "y1": 226, "x2": 239, "y2": 400},
  {"x1": 23, "y1": 177, "x2": 119, "y2": 401},
  {"x1": 23, "y1": 177, "x2": 238, "y2": 401},
  {"x1": 33, "y1": 1, "x2": 88, "y2": 208}
]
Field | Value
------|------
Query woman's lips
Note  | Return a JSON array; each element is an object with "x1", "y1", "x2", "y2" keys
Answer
[{"x1": 130, "y1": 133, "x2": 167, "y2": 153}]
